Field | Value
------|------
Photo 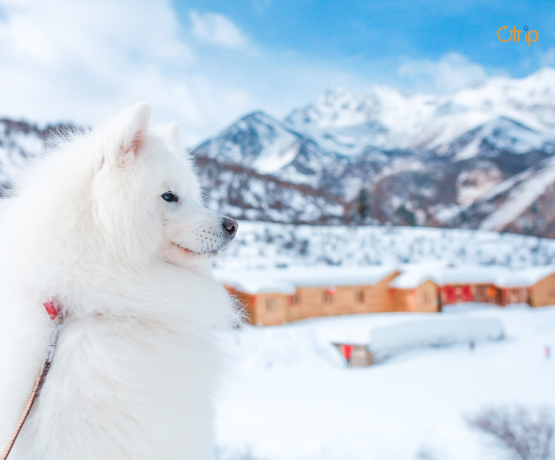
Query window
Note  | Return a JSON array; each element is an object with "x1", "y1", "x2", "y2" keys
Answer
[
  {"x1": 355, "y1": 290, "x2": 364, "y2": 303},
  {"x1": 266, "y1": 298, "x2": 276, "y2": 311},
  {"x1": 324, "y1": 292, "x2": 335, "y2": 304},
  {"x1": 324, "y1": 287, "x2": 336, "y2": 304},
  {"x1": 487, "y1": 286, "x2": 497, "y2": 298},
  {"x1": 287, "y1": 293, "x2": 301, "y2": 306}
]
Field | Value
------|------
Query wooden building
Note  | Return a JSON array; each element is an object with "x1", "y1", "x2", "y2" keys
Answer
[
  {"x1": 286, "y1": 270, "x2": 401, "y2": 323},
  {"x1": 218, "y1": 266, "x2": 555, "y2": 326},
  {"x1": 526, "y1": 272, "x2": 555, "y2": 307},
  {"x1": 220, "y1": 266, "x2": 400, "y2": 326},
  {"x1": 389, "y1": 273, "x2": 440, "y2": 313},
  {"x1": 438, "y1": 267, "x2": 555, "y2": 309},
  {"x1": 229, "y1": 281, "x2": 296, "y2": 326}
]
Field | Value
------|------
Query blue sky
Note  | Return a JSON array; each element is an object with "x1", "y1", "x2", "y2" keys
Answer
[
  {"x1": 174, "y1": 0, "x2": 555, "y2": 82},
  {"x1": 0, "y1": 0, "x2": 553, "y2": 145}
]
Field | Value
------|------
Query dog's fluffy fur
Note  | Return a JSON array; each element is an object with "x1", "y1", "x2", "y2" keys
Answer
[{"x1": 0, "y1": 102, "x2": 238, "y2": 459}]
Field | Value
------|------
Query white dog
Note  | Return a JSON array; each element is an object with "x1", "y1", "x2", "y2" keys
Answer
[{"x1": 0, "y1": 102, "x2": 239, "y2": 459}]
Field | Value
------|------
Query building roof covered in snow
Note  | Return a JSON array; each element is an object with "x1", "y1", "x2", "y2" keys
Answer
[
  {"x1": 214, "y1": 266, "x2": 399, "y2": 295},
  {"x1": 389, "y1": 264, "x2": 555, "y2": 289},
  {"x1": 435, "y1": 265, "x2": 555, "y2": 288},
  {"x1": 215, "y1": 263, "x2": 555, "y2": 294},
  {"x1": 389, "y1": 271, "x2": 440, "y2": 289}
]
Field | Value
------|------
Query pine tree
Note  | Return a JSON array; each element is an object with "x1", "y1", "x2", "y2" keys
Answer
[{"x1": 357, "y1": 188, "x2": 371, "y2": 221}]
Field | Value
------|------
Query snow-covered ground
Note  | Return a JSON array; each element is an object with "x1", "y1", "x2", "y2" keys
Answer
[
  {"x1": 219, "y1": 221, "x2": 555, "y2": 269},
  {"x1": 216, "y1": 305, "x2": 555, "y2": 460}
]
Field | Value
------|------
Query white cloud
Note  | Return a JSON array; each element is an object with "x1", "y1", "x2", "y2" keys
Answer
[
  {"x1": 0, "y1": 0, "x2": 373, "y2": 146},
  {"x1": 398, "y1": 53, "x2": 489, "y2": 94},
  {"x1": 190, "y1": 11, "x2": 248, "y2": 50},
  {"x1": 0, "y1": 0, "x2": 255, "y2": 145},
  {"x1": 2, "y1": 0, "x2": 469, "y2": 147}
]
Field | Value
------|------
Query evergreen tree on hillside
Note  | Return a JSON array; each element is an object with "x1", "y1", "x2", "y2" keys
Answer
[{"x1": 357, "y1": 188, "x2": 371, "y2": 222}]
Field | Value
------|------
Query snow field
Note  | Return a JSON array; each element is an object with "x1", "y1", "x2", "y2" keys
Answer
[
  {"x1": 216, "y1": 305, "x2": 555, "y2": 460},
  {"x1": 218, "y1": 221, "x2": 555, "y2": 270}
]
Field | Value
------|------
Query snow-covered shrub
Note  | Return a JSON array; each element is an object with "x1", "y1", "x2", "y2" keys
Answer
[{"x1": 466, "y1": 405, "x2": 554, "y2": 460}]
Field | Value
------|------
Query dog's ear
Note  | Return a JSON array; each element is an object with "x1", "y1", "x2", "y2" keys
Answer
[
  {"x1": 113, "y1": 101, "x2": 151, "y2": 162},
  {"x1": 163, "y1": 121, "x2": 181, "y2": 152}
]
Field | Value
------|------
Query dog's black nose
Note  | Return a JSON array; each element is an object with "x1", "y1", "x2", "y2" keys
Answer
[{"x1": 222, "y1": 217, "x2": 238, "y2": 239}]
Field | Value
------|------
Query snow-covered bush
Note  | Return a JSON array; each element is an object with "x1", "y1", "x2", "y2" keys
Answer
[{"x1": 466, "y1": 406, "x2": 555, "y2": 460}]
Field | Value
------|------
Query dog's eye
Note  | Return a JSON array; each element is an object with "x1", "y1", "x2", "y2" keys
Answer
[{"x1": 161, "y1": 192, "x2": 179, "y2": 203}]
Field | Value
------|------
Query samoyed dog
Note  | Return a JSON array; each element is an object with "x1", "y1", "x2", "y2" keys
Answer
[{"x1": 0, "y1": 102, "x2": 239, "y2": 459}]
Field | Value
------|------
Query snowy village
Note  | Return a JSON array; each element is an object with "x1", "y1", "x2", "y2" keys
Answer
[{"x1": 214, "y1": 224, "x2": 555, "y2": 459}]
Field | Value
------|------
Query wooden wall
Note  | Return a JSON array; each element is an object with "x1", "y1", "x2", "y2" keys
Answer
[
  {"x1": 440, "y1": 284, "x2": 498, "y2": 306},
  {"x1": 362, "y1": 272, "x2": 402, "y2": 313},
  {"x1": 530, "y1": 273, "x2": 555, "y2": 307},
  {"x1": 233, "y1": 272, "x2": 403, "y2": 325},
  {"x1": 250, "y1": 292, "x2": 290, "y2": 326},
  {"x1": 473, "y1": 285, "x2": 499, "y2": 304},
  {"x1": 390, "y1": 280, "x2": 439, "y2": 313},
  {"x1": 415, "y1": 281, "x2": 440, "y2": 312},
  {"x1": 390, "y1": 288, "x2": 409, "y2": 312},
  {"x1": 498, "y1": 287, "x2": 529, "y2": 306},
  {"x1": 439, "y1": 283, "x2": 534, "y2": 307},
  {"x1": 287, "y1": 271, "x2": 401, "y2": 322}
]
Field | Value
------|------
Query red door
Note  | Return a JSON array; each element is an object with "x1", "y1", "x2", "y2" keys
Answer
[
  {"x1": 341, "y1": 345, "x2": 354, "y2": 360},
  {"x1": 445, "y1": 286, "x2": 457, "y2": 304},
  {"x1": 461, "y1": 285, "x2": 473, "y2": 302}
]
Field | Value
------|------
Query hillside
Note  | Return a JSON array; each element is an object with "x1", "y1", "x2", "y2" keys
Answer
[{"x1": 218, "y1": 221, "x2": 555, "y2": 270}]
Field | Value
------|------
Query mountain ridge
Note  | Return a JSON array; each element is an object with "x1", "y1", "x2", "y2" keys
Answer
[
  {"x1": 2, "y1": 69, "x2": 555, "y2": 235},
  {"x1": 190, "y1": 67, "x2": 555, "y2": 235}
]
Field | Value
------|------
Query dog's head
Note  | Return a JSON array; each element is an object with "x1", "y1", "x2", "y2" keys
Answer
[{"x1": 90, "y1": 102, "x2": 238, "y2": 269}]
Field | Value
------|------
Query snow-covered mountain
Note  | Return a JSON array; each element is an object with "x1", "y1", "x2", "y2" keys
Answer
[
  {"x1": 285, "y1": 68, "x2": 555, "y2": 157},
  {"x1": 198, "y1": 68, "x2": 555, "y2": 175},
  {"x1": 0, "y1": 119, "x2": 75, "y2": 192},
  {"x1": 193, "y1": 68, "x2": 555, "y2": 235},
  {"x1": 2, "y1": 68, "x2": 555, "y2": 234}
]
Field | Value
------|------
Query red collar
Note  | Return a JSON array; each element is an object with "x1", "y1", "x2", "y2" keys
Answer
[{"x1": 43, "y1": 300, "x2": 60, "y2": 320}]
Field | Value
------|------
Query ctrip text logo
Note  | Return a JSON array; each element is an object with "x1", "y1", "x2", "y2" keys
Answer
[{"x1": 497, "y1": 26, "x2": 538, "y2": 46}]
